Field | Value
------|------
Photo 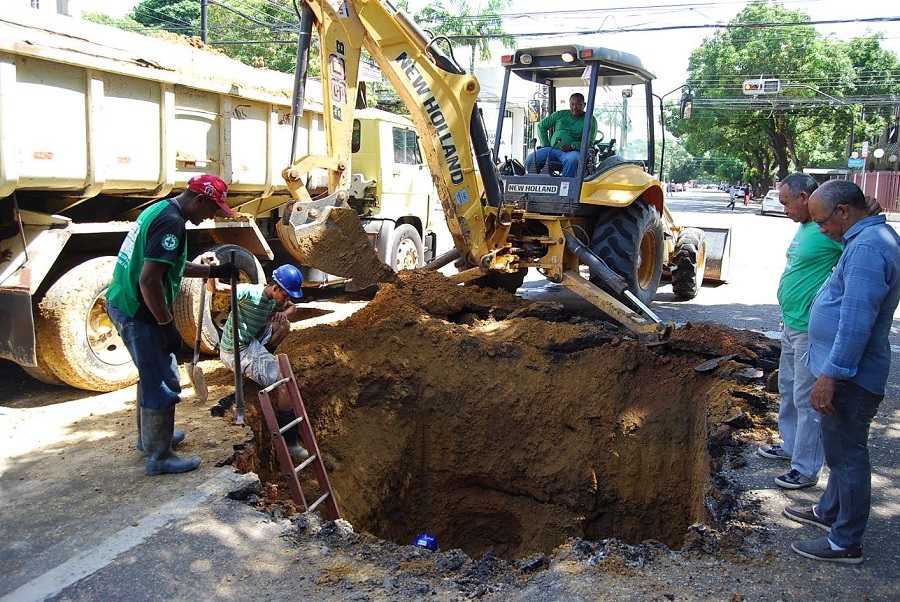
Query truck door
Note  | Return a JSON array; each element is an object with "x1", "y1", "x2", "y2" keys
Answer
[{"x1": 379, "y1": 124, "x2": 432, "y2": 216}]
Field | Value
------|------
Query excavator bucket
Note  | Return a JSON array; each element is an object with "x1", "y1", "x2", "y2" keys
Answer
[
  {"x1": 276, "y1": 198, "x2": 399, "y2": 288},
  {"x1": 697, "y1": 226, "x2": 732, "y2": 283}
]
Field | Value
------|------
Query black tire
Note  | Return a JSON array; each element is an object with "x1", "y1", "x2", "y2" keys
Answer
[
  {"x1": 470, "y1": 268, "x2": 528, "y2": 294},
  {"x1": 21, "y1": 363, "x2": 65, "y2": 386},
  {"x1": 34, "y1": 257, "x2": 139, "y2": 392},
  {"x1": 589, "y1": 202, "x2": 665, "y2": 307},
  {"x1": 671, "y1": 228, "x2": 708, "y2": 300},
  {"x1": 389, "y1": 224, "x2": 424, "y2": 272},
  {"x1": 173, "y1": 244, "x2": 264, "y2": 354}
]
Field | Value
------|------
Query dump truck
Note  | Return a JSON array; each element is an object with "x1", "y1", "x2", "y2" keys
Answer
[
  {"x1": 274, "y1": 0, "x2": 731, "y2": 341},
  {"x1": 0, "y1": 8, "x2": 446, "y2": 391}
]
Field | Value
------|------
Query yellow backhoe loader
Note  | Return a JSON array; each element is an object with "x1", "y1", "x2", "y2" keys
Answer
[{"x1": 276, "y1": 0, "x2": 730, "y2": 343}]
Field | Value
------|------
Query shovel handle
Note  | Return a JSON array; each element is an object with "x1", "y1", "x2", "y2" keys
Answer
[
  {"x1": 230, "y1": 251, "x2": 245, "y2": 425},
  {"x1": 192, "y1": 277, "x2": 207, "y2": 364}
]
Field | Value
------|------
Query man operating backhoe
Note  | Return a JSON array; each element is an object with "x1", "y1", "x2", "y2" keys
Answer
[{"x1": 525, "y1": 92, "x2": 598, "y2": 177}]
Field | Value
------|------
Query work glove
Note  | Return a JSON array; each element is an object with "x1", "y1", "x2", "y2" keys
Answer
[
  {"x1": 208, "y1": 261, "x2": 240, "y2": 282},
  {"x1": 159, "y1": 319, "x2": 182, "y2": 355}
]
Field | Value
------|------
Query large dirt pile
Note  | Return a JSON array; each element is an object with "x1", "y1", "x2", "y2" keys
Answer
[{"x1": 231, "y1": 271, "x2": 779, "y2": 560}]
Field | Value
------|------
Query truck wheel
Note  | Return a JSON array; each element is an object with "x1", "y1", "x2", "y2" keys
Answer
[
  {"x1": 34, "y1": 257, "x2": 138, "y2": 392},
  {"x1": 589, "y1": 202, "x2": 664, "y2": 308},
  {"x1": 173, "y1": 244, "x2": 264, "y2": 354},
  {"x1": 21, "y1": 363, "x2": 65, "y2": 386},
  {"x1": 671, "y1": 228, "x2": 707, "y2": 300},
  {"x1": 390, "y1": 224, "x2": 424, "y2": 272}
]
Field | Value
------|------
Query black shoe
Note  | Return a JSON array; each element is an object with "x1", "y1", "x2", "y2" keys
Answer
[
  {"x1": 783, "y1": 505, "x2": 831, "y2": 531},
  {"x1": 791, "y1": 537, "x2": 862, "y2": 564}
]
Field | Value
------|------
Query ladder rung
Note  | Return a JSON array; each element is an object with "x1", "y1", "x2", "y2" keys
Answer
[
  {"x1": 278, "y1": 415, "x2": 305, "y2": 434},
  {"x1": 293, "y1": 454, "x2": 317, "y2": 474},
  {"x1": 259, "y1": 376, "x2": 291, "y2": 394},
  {"x1": 307, "y1": 492, "x2": 331, "y2": 513}
]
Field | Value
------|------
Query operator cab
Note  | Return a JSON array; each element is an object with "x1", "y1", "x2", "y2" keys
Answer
[{"x1": 494, "y1": 45, "x2": 657, "y2": 215}]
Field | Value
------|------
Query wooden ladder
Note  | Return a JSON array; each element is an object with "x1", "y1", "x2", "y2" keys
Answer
[{"x1": 257, "y1": 353, "x2": 341, "y2": 521}]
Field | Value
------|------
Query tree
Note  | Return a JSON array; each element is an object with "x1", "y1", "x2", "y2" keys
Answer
[
  {"x1": 130, "y1": 0, "x2": 200, "y2": 37},
  {"x1": 672, "y1": 1, "x2": 856, "y2": 187},
  {"x1": 414, "y1": 0, "x2": 514, "y2": 74},
  {"x1": 82, "y1": 12, "x2": 146, "y2": 32},
  {"x1": 205, "y1": 0, "x2": 302, "y2": 73}
]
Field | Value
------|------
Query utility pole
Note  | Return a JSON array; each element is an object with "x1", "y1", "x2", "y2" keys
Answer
[{"x1": 201, "y1": 0, "x2": 208, "y2": 43}]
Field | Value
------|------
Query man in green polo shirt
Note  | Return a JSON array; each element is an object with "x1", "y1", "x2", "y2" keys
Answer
[
  {"x1": 525, "y1": 92, "x2": 598, "y2": 177},
  {"x1": 106, "y1": 174, "x2": 239, "y2": 476}
]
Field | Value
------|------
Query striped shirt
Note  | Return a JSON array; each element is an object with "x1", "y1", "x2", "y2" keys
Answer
[{"x1": 219, "y1": 284, "x2": 285, "y2": 353}]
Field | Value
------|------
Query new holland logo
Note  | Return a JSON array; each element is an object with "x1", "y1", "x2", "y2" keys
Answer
[{"x1": 507, "y1": 184, "x2": 559, "y2": 194}]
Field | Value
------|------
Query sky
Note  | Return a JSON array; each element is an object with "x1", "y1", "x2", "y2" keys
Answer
[{"x1": 80, "y1": 0, "x2": 899, "y2": 94}]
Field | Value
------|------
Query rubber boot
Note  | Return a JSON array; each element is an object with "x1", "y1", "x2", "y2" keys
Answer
[
  {"x1": 141, "y1": 406, "x2": 201, "y2": 476},
  {"x1": 136, "y1": 405, "x2": 185, "y2": 453},
  {"x1": 276, "y1": 411, "x2": 310, "y2": 460}
]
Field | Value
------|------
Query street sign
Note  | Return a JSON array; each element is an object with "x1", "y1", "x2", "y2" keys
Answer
[
  {"x1": 742, "y1": 79, "x2": 781, "y2": 95},
  {"x1": 847, "y1": 158, "x2": 864, "y2": 168}
]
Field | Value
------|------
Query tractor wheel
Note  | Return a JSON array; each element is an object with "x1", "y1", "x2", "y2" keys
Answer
[
  {"x1": 589, "y1": 202, "x2": 665, "y2": 307},
  {"x1": 671, "y1": 228, "x2": 708, "y2": 300}
]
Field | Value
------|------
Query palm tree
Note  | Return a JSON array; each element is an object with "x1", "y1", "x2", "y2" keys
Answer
[{"x1": 415, "y1": 0, "x2": 514, "y2": 74}]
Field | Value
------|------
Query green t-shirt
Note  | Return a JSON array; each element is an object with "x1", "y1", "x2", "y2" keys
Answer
[
  {"x1": 538, "y1": 109, "x2": 598, "y2": 150},
  {"x1": 107, "y1": 200, "x2": 187, "y2": 321},
  {"x1": 220, "y1": 283, "x2": 286, "y2": 353},
  {"x1": 776, "y1": 221, "x2": 843, "y2": 331}
]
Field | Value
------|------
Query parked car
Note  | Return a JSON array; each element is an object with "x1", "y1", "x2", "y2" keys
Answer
[{"x1": 760, "y1": 189, "x2": 785, "y2": 216}]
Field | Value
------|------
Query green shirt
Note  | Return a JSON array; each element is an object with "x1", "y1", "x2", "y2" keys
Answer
[
  {"x1": 220, "y1": 283, "x2": 286, "y2": 353},
  {"x1": 537, "y1": 109, "x2": 598, "y2": 150},
  {"x1": 107, "y1": 200, "x2": 187, "y2": 321},
  {"x1": 776, "y1": 221, "x2": 843, "y2": 332}
]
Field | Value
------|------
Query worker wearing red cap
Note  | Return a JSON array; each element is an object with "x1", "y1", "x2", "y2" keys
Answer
[{"x1": 106, "y1": 174, "x2": 240, "y2": 476}]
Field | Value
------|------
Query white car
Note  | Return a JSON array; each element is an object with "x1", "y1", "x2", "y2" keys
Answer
[{"x1": 760, "y1": 189, "x2": 785, "y2": 215}]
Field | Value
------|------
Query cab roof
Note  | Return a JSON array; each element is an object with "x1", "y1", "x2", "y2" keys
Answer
[{"x1": 503, "y1": 44, "x2": 655, "y2": 88}]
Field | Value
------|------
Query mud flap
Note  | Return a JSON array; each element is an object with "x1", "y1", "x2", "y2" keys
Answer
[
  {"x1": 695, "y1": 226, "x2": 731, "y2": 283},
  {"x1": 276, "y1": 196, "x2": 399, "y2": 288}
]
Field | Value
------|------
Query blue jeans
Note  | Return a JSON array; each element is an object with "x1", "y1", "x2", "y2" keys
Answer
[
  {"x1": 524, "y1": 147, "x2": 581, "y2": 177},
  {"x1": 106, "y1": 301, "x2": 181, "y2": 410},
  {"x1": 777, "y1": 326, "x2": 823, "y2": 479},
  {"x1": 815, "y1": 380, "x2": 883, "y2": 549}
]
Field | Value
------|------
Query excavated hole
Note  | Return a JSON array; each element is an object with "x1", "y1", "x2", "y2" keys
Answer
[
  {"x1": 329, "y1": 375, "x2": 710, "y2": 560},
  {"x1": 235, "y1": 272, "x2": 758, "y2": 560}
]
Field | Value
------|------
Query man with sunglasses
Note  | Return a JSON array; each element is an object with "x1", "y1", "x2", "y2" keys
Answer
[{"x1": 783, "y1": 179, "x2": 900, "y2": 564}]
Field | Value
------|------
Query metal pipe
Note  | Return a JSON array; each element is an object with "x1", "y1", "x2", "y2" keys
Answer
[
  {"x1": 564, "y1": 234, "x2": 626, "y2": 295},
  {"x1": 424, "y1": 248, "x2": 461, "y2": 271}
]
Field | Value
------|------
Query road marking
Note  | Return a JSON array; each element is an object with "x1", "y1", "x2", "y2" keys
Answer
[{"x1": 1, "y1": 469, "x2": 252, "y2": 602}]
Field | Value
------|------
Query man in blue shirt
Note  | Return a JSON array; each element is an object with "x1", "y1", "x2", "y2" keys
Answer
[{"x1": 783, "y1": 180, "x2": 900, "y2": 564}]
